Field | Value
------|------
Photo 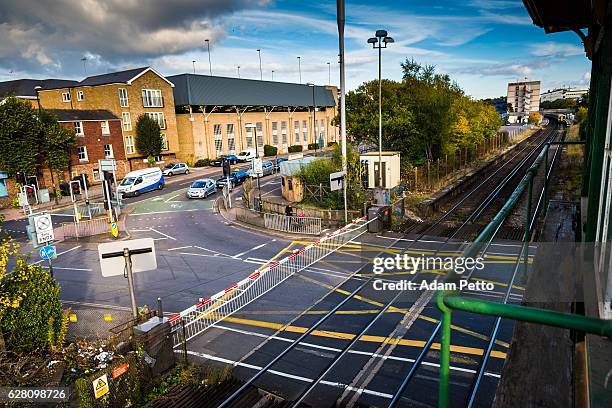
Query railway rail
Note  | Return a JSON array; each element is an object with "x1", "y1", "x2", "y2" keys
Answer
[{"x1": 207, "y1": 122, "x2": 566, "y2": 407}]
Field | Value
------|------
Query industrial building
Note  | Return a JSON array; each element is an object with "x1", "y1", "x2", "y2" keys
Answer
[{"x1": 506, "y1": 80, "x2": 541, "y2": 123}]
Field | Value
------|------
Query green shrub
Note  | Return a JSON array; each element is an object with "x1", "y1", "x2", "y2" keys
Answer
[
  {"x1": 0, "y1": 261, "x2": 62, "y2": 351},
  {"x1": 307, "y1": 143, "x2": 319, "y2": 150},
  {"x1": 327, "y1": 141, "x2": 338, "y2": 147},
  {"x1": 263, "y1": 144, "x2": 277, "y2": 157},
  {"x1": 288, "y1": 145, "x2": 303, "y2": 153},
  {"x1": 194, "y1": 158, "x2": 210, "y2": 167}
]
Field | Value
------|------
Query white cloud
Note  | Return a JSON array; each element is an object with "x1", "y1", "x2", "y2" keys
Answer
[{"x1": 530, "y1": 42, "x2": 584, "y2": 57}]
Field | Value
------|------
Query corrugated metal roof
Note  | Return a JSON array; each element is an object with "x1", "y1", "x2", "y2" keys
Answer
[
  {"x1": 0, "y1": 79, "x2": 79, "y2": 97},
  {"x1": 48, "y1": 109, "x2": 119, "y2": 121},
  {"x1": 280, "y1": 156, "x2": 320, "y2": 176},
  {"x1": 167, "y1": 74, "x2": 336, "y2": 107}
]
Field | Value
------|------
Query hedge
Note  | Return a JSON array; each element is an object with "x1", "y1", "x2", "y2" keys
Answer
[
  {"x1": 327, "y1": 141, "x2": 338, "y2": 147},
  {"x1": 307, "y1": 143, "x2": 319, "y2": 150},
  {"x1": 288, "y1": 145, "x2": 303, "y2": 153},
  {"x1": 194, "y1": 158, "x2": 210, "y2": 167},
  {"x1": 263, "y1": 144, "x2": 277, "y2": 157}
]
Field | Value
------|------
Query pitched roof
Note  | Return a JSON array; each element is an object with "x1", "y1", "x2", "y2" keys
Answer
[
  {"x1": 167, "y1": 74, "x2": 336, "y2": 107},
  {"x1": 0, "y1": 79, "x2": 79, "y2": 97},
  {"x1": 47, "y1": 109, "x2": 119, "y2": 121},
  {"x1": 78, "y1": 67, "x2": 149, "y2": 86}
]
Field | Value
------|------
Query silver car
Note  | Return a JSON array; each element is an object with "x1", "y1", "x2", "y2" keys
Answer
[
  {"x1": 162, "y1": 162, "x2": 189, "y2": 176},
  {"x1": 187, "y1": 179, "x2": 216, "y2": 199}
]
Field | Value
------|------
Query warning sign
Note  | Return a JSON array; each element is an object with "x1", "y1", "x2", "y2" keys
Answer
[
  {"x1": 112, "y1": 363, "x2": 129, "y2": 379},
  {"x1": 93, "y1": 374, "x2": 109, "y2": 399}
]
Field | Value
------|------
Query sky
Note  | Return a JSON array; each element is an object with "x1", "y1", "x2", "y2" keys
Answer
[{"x1": 0, "y1": 0, "x2": 591, "y2": 98}]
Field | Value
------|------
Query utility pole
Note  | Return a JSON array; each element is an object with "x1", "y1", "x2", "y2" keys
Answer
[
  {"x1": 257, "y1": 49, "x2": 263, "y2": 80},
  {"x1": 192, "y1": 60, "x2": 196, "y2": 74},
  {"x1": 297, "y1": 56, "x2": 302, "y2": 84},
  {"x1": 337, "y1": 0, "x2": 348, "y2": 223},
  {"x1": 327, "y1": 62, "x2": 331, "y2": 85},
  {"x1": 205, "y1": 39, "x2": 212, "y2": 75},
  {"x1": 237, "y1": 66, "x2": 241, "y2": 79}
]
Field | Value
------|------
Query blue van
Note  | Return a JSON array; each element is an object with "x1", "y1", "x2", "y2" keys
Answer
[{"x1": 117, "y1": 168, "x2": 165, "y2": 197}]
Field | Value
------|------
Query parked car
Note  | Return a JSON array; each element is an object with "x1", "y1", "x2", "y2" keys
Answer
[
  {"x1": 186, "y1": 178, "x2": 216, "y2": 199},
  {"x1": 236, "y1": 150, "x2": 257, "y2": 162},
  {"x1": 248, "y1": 160, "x2": 274, "y2": 178},
  {"x1": 216, "y1": 170, "x2": 249, "y2": 188},
  {"x1": 118, "y1": 168, "x2": 164, "y2": 197},
  {"x1": 210, "y1": 155, "x2": 239, "y2": 166},
  {"x1": 162, "y1": 162, "x2": 189, "y2": 176}
]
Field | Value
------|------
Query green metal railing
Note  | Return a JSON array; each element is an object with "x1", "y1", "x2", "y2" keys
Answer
[{"x1": 435, "y1": 139, "x2": 612, "y2": 407}]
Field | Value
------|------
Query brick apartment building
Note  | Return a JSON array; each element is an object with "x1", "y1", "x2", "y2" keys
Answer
[
  {"x1": 44, "y1": 109, "x2": 128, "y2": 186},
  {"x1": 37, "y1": 67, "x2": 179, "y2": 170}
]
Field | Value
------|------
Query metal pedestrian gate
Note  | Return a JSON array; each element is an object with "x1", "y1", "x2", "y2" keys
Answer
[
  {"x1": 263, "y1": 212, "x2": 322, "y2": 235},
  {"x1": 168, "y1": 217, "x2": 370, "y2": 347}
]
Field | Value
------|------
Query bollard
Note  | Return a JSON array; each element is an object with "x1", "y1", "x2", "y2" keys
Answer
[{"x1": 157, "y1": 297, "x2": 163, "y2": 321}]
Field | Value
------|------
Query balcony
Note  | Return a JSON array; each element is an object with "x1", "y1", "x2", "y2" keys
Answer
[{"x1": 142, "y1": 95, "x2": 164, "y2": 108}]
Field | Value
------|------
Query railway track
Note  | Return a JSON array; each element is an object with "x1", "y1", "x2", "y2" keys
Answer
[{"x1": 209, "y1": 122, "x2": 565, "y2": 407}]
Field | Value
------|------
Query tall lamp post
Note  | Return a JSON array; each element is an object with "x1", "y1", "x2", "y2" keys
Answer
[
  {"x1": 367, "y1": 30, "x2": 394, "y2": 188},
  {"x1": 192, "y1": 60, "x2": 196, "y2": 74},
  {"x1": 327, "y1": 62, "x2": 331, "y2": 85},
  {"x1": 297, "y1": 56, "x2": 302, "y2": 83},
  {"x1": 257, "y1": 49, "x2": 263, "y2": 80},
  {"x1": 245, "y1": 124, "x2": 262, "y2": 209},
  {"x1": 307, "y1": 83, "x2": 317, "y2": 152},
  {"x1": 271, "y1": 70, "x2": 275, "y2": 81},
  {"x1": 237, "y1": 65, "x2": 241, "y2": 79},
  {"x1": 205, "y1": 39, "x2": 212, "y2": 75},
  {"x1": 337, "y1": 0, "x2": 348, "y2": 223}
]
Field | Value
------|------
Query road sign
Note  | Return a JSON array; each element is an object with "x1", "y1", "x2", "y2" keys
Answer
[
  {"x1": 33, "y1": 214, "x2": 54, "y2": 244},
  {"x1": 93, "y1": 374, "x2": 109, "y2": 399},
  {"x1": 110, "y1": 222, "x2": 119, "y2": 238},
  {"x1": 39, "y1": 245, "x2": 57, "y2": 260},
  {"x1": 99, "y1": 159, "x2": 116, "y2": 172},
  {"x1": 98, "y1": 238, "x2": 157, "y2": 277},
  {"x1": 330, "y1": 171, "x2": 345, "y2": 191},
  {"x1": 288, "y1": 152, "x2": 303, "y2": 161},
  {"x1": 253, "y1": 158, "x2": 263, "y2": 175}
]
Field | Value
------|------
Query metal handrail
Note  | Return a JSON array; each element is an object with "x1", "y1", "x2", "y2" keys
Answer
[{"x1": 435, "y1": 139, "x2": 610, "y2": 407}]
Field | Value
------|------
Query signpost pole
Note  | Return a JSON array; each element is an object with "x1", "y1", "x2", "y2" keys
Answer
[{"x1": 123, "y1": 248, "x2": 138, "y2": 320}]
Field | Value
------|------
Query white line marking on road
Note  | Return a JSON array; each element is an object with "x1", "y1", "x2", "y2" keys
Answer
[
  {"x1": 178, "y1": 350, "x2": 395, "y2": 399},
  {"x1": 149, "y1": 227, "x2": 177, "y2": 241},
  {"x1": 193, "y1": 246, "x2": 234, "y2": 258},
  {"x1": 168, "y1": 246, "x2": 193, "y2": 251},
  {"x1": 43, "y1": 266, "x2": 92, "y2": 271},
  {"x1": 244, "y1": 258, "x2": 266, "y2": 265},
  {"x1": 153, "y1": 237, "x2": 168, "y2": 241},
  {"x1": 233, "y1": 241, "x2": 273, "y2": 258},
  {"x1": 34, "y1": 245, "x2": 81, "y2": 264},
  {"x1": 132, "y1": 209, "x2": 205, "y2": 216},
  {"x1": 130, "y1": 229, "x2": 151, "y2": 232},
  {"x1": 164, "y1": 193, "x2": 181, "y2": 203}
]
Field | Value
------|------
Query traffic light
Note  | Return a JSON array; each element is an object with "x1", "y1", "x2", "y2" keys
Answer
[
  {"x1": 223, "y1": 160, "x2": 231, "y2": 177},
  {"x1": 15, "y1": 172, "x2": 25, "y2": 185}
]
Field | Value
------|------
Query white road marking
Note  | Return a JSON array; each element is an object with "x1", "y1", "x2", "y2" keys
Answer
[
  {"x1": 43, "y1": 266, "x2": 92, "y2": 271},
  {"x1": 132, "y1": 209, "x2": 205, "y2": 216},
  {"x1": 164, "y1": 193, "x2": 181, "y2": 203},
  {"x1": 179, "y1": 350, "x2": 395, "y2": 399},
  {"x1": 130, "y1": 229, "x2": 151, "y2": 232},
  {"x1": 149, "y1": 227, "x2": 177, "y2": 240},
  {"x1": 168, "y1": 246, "x2": 193, "y2": 251},
  {"x1": 194, "y1": 245, "x2": 233, "y2": 258},
  {"x1": 153, "y1": 237, "x2": 168, "y2": 241},
  {"x1": 233, "y1": 241, "x2": 274, "y2": 258},
  {"x1": 212, "y1": 324, "x2": 501, "y2": 379},
  {"x1": 34, "y1": 245, "x2": 81, "y2": 264}
]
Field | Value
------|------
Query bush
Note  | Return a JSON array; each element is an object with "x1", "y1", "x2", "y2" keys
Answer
[
  {"x1": 307, "y1": 143, "x2": 319, "y2": 150},
  {"x1": 194, "y1": 158, "x2": 210, "y2": 167},
  {"x1": 288, "y1": 145, "x2": 303, "y2": 153},
  {"x1": 263, "y1": 144, "x2": 277, "y2": 157},
  {"x1": 0, "y1": 261, "x2": 63, "y2": 351},
  {"x1": 327, "y1": 141, "x2": 338, "y2": 147}
]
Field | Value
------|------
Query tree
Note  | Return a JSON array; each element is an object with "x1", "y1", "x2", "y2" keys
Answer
[
  {"x1": 528, "y1": 112, "x2": 542, "y2": 124},
  {"x1": 0, "y1": 97, "x2": 41, "y2": 176},
  {"x1": 135, "y1": 114, "x2": 163, "y2": 159},
  {"x1": 39, "y1": 110, "x2": 77, "y2": 190}
]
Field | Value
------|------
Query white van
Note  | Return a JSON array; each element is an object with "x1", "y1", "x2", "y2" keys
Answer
[
  {"x1": 117, "y1": 168, "x2": 164, "y2": 197},
  {"x1": 236, "y1": 149, "x2": 257, "y2": 162}
]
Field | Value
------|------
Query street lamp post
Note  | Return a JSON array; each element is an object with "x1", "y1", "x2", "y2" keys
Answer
[
  {"x1": 237, "y1": 66, "x2": 241, "y2": 79},
  {"x1": 245, "y1": 124, "x2": 262, "y2": 210},
  {"x1": 257, "y1": 49, "x2": 263, "y2": 80},
  {"x1": 368, "y1": 30, "x2": 394, "y2": 189},
  {"x1": 271, "y1": 70, "x2": 275, "y2": 81},
  {"x1": 327, "y1": 62, "x2": 331, "y2": 85},
  {"x1": 192, "y1": 60, "x2": 196, "y2": 74},
  {"x1": 307, "y1": 83, "x2": 317, "y2": 152},
  {"x1": 205, "y1": 39, "x2": 212, "y2": 75},
  {"x1": 337, "y1": 0, "x2": 348, "y2": 223},
  {"x1": 297, "y1": 56, "x2": 302, "y2": 83}
]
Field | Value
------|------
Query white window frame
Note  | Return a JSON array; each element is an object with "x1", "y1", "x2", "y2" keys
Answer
[
  {"x1": 104, "y1": 144, "x2": 113, "y2": 159},
  {"x1": 302, "y1": 120, "x2": 308, "y2": 143},
  {"x1": 256, "y1": 122, "x2": 264, "y2": 149},
  {"x1": 92, "y1": 168, "x2": 100, "y2": 182},
  {"x1": 281, "y1": 121, "x2": 287, "y2": 145},
  {"x1": 74, "y1": 121, "x2": 84, "y2": 136},
  {"x1": 101, "y1": 120, "x2": 110, "y2": 135},
  {"x1": 227, "y1": 124, "x2": 236, "y2": 153},
  {"x1": 62, "y1": 92, "x2": 71, "y2": 102},
  {"x1": 213, "y1": 124, "x2": 223, "y2": 155},
  {"x1": 146, "y1": 112, "x2": 165, "y2": 129},
  {"x1": 272, "y1": 122, "x2": 279, "y2": 146},
  {"x1": 124, "y1": 136, "x2": 135, "y2": 155},
  {"x1": 77, "y1": 146, "x2": 88, "y2": 162},
  {"x1": 122, "y1": 112, "x2": 132, "y2": 131},
  {"x1": 142, "y1": 89, "x2": 163, "y2": 108},
  {"x1": 294, "y1": 120, "x2": 300, "y2": 143},
  {"x1": 119, "y1": 88, "x2": 129, "y2": 107},
  {"x1": 161, "y1": 133, "x2": 169, "y2": 151},
  {"x1": 246, "y1": 123, "x2": 254, "y2": 148},
  {"x1": 77, "y1": 90, "x2": 84, "y2": 101}
]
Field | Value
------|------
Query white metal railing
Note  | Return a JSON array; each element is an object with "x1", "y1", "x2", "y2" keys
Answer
[
  {"x1": 169, "y1": 216, "x2": 370, "y2": 347},
  {"x1": 264, "y1": 212, "x2": 322, "y2": 235}
]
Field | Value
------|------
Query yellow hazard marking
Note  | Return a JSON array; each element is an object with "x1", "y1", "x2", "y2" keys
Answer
[
  {"x1": 103, "y1": 314, "x2": 113, "y2": 322},
  {"x1": 69, "y1": 313, "x2": 78, "y2": 322},
  {"x1": 297, "y1": 273, "x2": 510, "y2": 348},
  {"x1": 222, "y1": 316, "x2": 507, "y2": 359}
]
